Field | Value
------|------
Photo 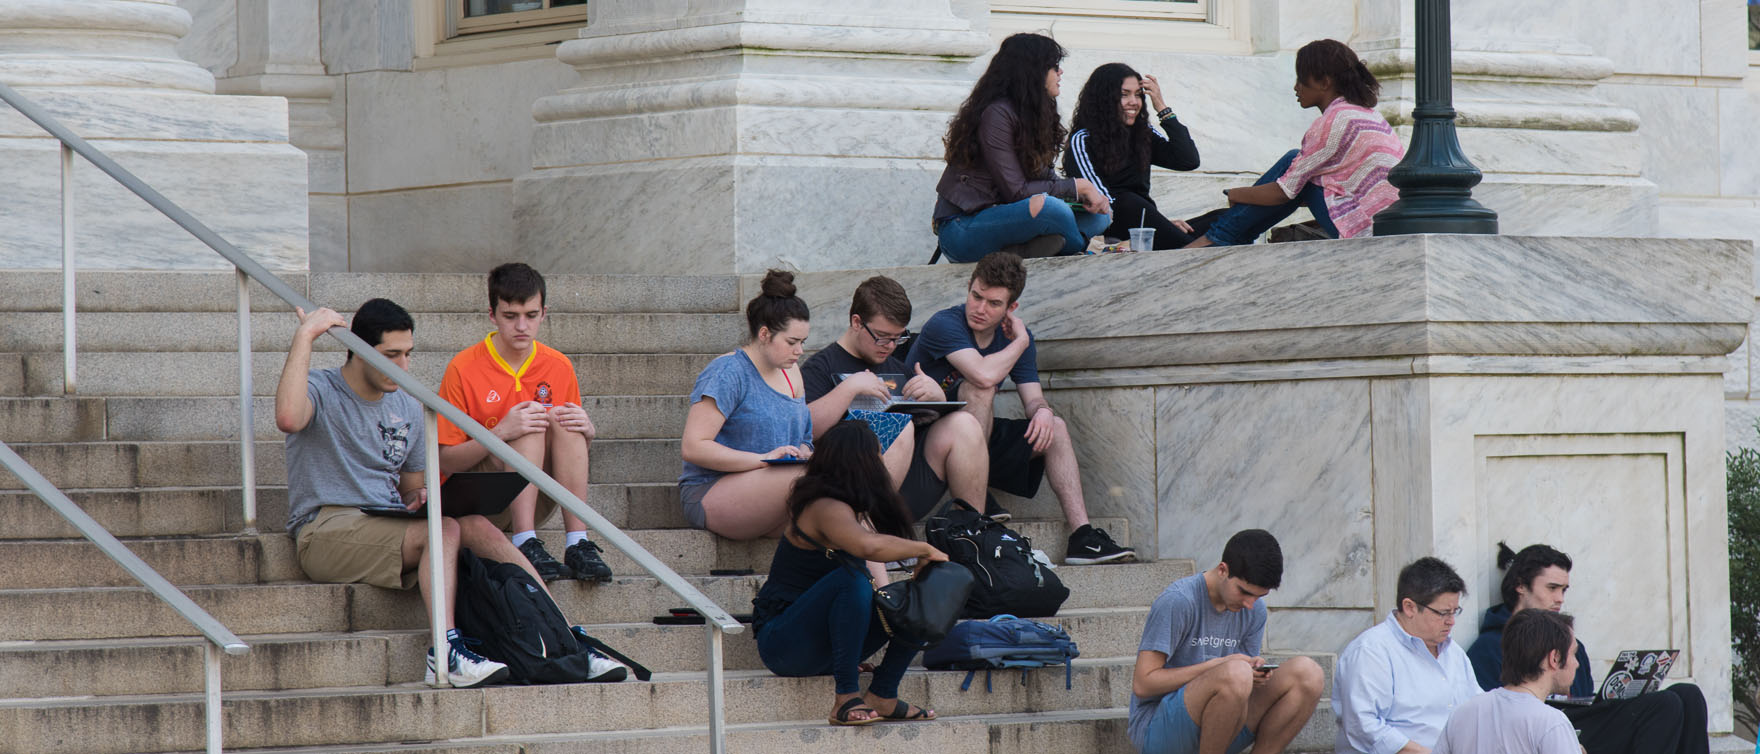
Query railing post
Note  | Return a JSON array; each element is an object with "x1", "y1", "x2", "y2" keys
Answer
[
  {"x1": 424, "y1": 409, "x2": 450, "y2": 687},
  {"x1": 236, "y1": 269, "x2": 256, "y2": 532},
  {"x1": 205, "y1": 641, "x2": 224, "y2": 754},
  {"x1": 60, "y1": 142, "x2": 75, "y2": 395},
  {"x1": 705, "y1": 624, "x2": 727, "y2": 754}
]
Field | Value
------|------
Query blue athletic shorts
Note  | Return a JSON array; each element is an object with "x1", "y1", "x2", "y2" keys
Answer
[{"x1": 1140, "y1": 686, "x2": 1255, "y2": 754}]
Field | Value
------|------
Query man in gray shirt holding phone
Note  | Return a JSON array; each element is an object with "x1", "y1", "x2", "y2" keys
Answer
[{"x1": 1130, "y1": 529, "x2": 1323, "y2": 754}]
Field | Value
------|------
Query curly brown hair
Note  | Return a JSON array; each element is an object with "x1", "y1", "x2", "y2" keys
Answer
[{"x1": 943, "y1": 33, "x2": 1068, "y2": 178}]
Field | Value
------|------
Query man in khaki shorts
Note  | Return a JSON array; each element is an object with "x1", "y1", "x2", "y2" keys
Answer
[{"x1": 275, "y1": 298, "x2": 624, "y2": 687}]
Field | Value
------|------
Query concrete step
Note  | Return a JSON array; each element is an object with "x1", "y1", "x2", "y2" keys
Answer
[
  {"x1": 0, "y1": 517, "x2": 1133, "y2": 588},
  {"x1": 0, "y1": 482, "x2": 680, "y2": 539},
  {"x1": 0, "y1": 271, "x2": 739, "y2": 315},
  {"x1": 0, "y1": 605, "x2": 1188, "y2": 698},
  {"x1": 15, "y1": 351, "x2": 714, "y2": 397},
  {"x1": 0, "y1": 437, "x2": 681, "y2": 490},
  {"x1": 0, "y1": 394, "x2": 688, "y2": 443},
  {"x1": 0, "y1": 560, "x2": 1194, "y2": 640},
  {"x1": 0, "y1": 312, "x2": 744, "y2": 355},
  {"x1": 0, "y1": 658, "x2": 1140, "y2": 754}
]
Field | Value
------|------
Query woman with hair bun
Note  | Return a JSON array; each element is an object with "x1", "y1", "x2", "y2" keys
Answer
[
  {"x1": 932, "y1": 32, "x2": 1114, "y2": 263},
  {"x1": 1185, "y1": 39, "x2": 1404, "y2": 247},
  {"x1": 1064, "y1": 62, "x2": 1201, "y2": 249},
  {"x1": 677, "y1": 270, "x2": 820, "y2": 539}
]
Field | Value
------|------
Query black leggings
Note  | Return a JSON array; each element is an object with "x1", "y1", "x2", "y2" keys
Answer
[
  {"x1": 1103, "y1": 190, "x2": 1197, "y2": 249},
  {"x1": 1566, "y1": 683, "x2": 1709, "y2": 754}
]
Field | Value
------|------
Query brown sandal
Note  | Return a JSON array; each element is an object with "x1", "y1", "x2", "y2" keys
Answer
[{"x1": 829, "y1": 697, "x2": 879, "y2": 726}]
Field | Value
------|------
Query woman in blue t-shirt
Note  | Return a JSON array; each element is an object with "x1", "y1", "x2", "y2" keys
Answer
[
  {"x1": 678, "y1": 270, "x2": 818, "y2": 539},
  {"x1": 753, "y1": 421, "x2": 948, "y2": 725}
]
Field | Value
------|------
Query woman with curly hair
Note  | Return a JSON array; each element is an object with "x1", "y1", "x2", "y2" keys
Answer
[
  {"x1": 932, "y1": 33, "x2": 1113, "y2": 263},
  {"x1": 752, "y1": 420, "x2": 950, "y2": 725},
  {"x1": 1064, "y1": 62, "x2": 1201, "y2": 249},
  {"x1": 1185, "y1": 39, "x2": 1404, "y2": 247}
]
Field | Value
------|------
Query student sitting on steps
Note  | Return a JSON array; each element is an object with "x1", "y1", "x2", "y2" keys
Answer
[
  {"x1": 751, "y1": 420, "x2": 949, "y2": 726},
  {"x1": 1064, "y1": 62, "x2": 1202, "y2": 249},
  {"x1": 435, "y1": 263, "x2": 613, "y2": 584},
  {"x1": 275, "y1": 298, "x2": 623, "y2": 688}
]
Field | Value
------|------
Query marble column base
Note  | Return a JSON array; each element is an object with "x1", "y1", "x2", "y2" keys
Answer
[
  {"x1": 514, "y1": 152, "x2": 943, "y2": 274},
  {"x1": 0, "y1": 90, "x2": 309, "y2": 270}
]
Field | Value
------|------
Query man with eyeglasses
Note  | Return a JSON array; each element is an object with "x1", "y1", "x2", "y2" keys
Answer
[
  {"x1": 800, "y1": 275, "x2": 990, "y2": 521},
  {"x1": 1334, "y1": 557, "x2": 1484, "y2": 754}
]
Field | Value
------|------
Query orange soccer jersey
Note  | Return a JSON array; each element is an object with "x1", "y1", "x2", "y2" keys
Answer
[{"x1": 437, "y1": 334, "x2": 582, "y2": 446}]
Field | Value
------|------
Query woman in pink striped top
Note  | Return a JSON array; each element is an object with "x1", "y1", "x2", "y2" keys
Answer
[{"x1": 1185, "y1": 40, "x2": 1404, "y2": 247}]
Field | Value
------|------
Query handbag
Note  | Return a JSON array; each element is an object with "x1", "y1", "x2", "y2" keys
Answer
[{"x1": 872, "y1": 560, "x2": 975, "y2": 650}]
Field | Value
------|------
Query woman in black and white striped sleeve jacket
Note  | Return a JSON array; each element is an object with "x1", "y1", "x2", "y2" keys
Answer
[{"x1": 1063, "y1": 62, "x2": 1202, "y2": 249}]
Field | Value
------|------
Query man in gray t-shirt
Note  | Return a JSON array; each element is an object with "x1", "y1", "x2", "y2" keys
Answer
[
  {"x1": 1434, "y1": 609, "x2": 1582, "y2": 754},
  {"x1": 1129, "y1": 530, "x2": 1323, "y2": 754},
  {"x1": 276, "y1": 299, "x2": 627, "y2": 688}
]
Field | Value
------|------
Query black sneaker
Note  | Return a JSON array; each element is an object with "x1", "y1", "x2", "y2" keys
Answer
[
  {"x1": 1065, "y1": 524, "x2": 1136, "y2": 565},
  {"x1": 565, "y1": 539, "x2": 614, "y2": 583},
  {"x1": 518, "y1": 538, "x2": 569, "y2": 582}
]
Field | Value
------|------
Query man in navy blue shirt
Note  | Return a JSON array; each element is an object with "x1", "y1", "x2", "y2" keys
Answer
[{"x1": 903, "y1": 252, "x2": 1134, "y2": 565}]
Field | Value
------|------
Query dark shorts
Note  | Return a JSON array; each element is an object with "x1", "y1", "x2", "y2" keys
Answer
[
  {"x1": 987, "y1": 417, "x2": 1045, "y2": 499},
  {"x1": 900, "y1": 435, "x2": 949, "y2": 521}
]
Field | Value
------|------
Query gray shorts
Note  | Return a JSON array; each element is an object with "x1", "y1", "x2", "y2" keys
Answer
[{"x1": 678, "y1": 481, "x2": 713, "y2": 529}]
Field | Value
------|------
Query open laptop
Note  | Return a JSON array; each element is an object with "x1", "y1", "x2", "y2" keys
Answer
[
  {"x1": 842, "y1": 372, "x2": 964, "y2": 414},
  {"x1": 360, "y1": 471, "x2": 528, "y2": 519},
  {"x1": 1546, "y1": 648, "x2": 1680, "y2": 707}
]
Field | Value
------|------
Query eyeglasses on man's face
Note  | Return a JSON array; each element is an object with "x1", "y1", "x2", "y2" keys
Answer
[
  {"x1": 860, "y1": 320, "x2": 909, "y2": 348},
  {"x1": 1418, "y1": 602, "x2": 1463, "y2": 618}
]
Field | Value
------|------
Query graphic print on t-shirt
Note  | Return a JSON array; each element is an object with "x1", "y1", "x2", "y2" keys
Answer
[{"x1": 379, "y1": 420, "x2": 410, "y2": 465}]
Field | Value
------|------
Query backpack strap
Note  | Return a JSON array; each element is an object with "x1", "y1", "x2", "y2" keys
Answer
[
  {"x1": 574, "y1": 632, "x2": 653, "y2": 682},
  {"x1": 960, "y1": 669, "x2": 976, "y2": 692}
]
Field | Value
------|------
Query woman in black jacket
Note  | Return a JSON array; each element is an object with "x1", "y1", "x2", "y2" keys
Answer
[
  {"x1": 932, "y1": 33, "x2": 1113, "y2": 263},
  {"x1": 1064, "y1": 62, "x2": 1200, "y2": 249}
]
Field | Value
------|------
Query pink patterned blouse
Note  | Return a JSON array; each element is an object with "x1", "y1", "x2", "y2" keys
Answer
[{"x1": 1274, "y1": 97, "x2": 1405, "y2": 239}]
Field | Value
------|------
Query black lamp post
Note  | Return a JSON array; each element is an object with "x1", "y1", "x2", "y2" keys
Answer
[{"x1": 1372, "y1": 0, "x2": 1498, "y2": 235}]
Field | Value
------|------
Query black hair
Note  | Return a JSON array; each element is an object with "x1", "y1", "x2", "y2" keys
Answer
[
  {"x1": 1499, "y1": 608, "x2": 1575, "y2": 687},
  {"x1": 785, "y1": 421, "x2": 914, "y2": 540},
  {"x1": 488, "y1": 262, "x2": 547, "y2": 310},
  {"x1": 944, "y1": 33, "x2": 1068, "y2": 178},
  {"x1": 1220, "y1": 529, "x2": 1283, "y2": 589},
  {"x1": 746, "y1": 269, "x2": 810, "y2": 340},
  {"x1": 1496, "y1": 542, "x2": 1573, "y2": 609},
  {"x1": 1069, "y1": 62, "x2": 1150, "y2": 178},
  {"x1": 346, "y1": 298, "x2": 414, "y2": 363},
  {"x1": 1395, "y1": 556, "x2": 1466, "y2": 611},
  {"x1": 1295, "y1": 39, "x2": 1380, "y2": 108}
]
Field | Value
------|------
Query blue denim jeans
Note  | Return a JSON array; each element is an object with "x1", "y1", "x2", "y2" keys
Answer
[
  {"x1": 936, "y1": 194, "x2": 1113, "y2": 263},
  {"x1": 1204, "y1": 149, "x2": 1339, "y2": 246},
  {"x1": 755, "y1": 565, "x2": 918, "y2": 697}
]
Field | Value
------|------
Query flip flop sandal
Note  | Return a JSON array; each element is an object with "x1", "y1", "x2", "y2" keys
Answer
[
  {"x1": 879, "y1": 700, "x2": 935, "y2": 721},
  {"x1": 857, "y1": 662, "x2": 876, "y2": 673},
  {"x1": 829, "y1": 697, "x2": 879, "y2": 726}
]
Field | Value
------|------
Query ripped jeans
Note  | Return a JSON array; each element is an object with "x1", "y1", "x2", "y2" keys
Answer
[{"x1": 936, "y1": 194, "x2": 1113, "y2": 263}]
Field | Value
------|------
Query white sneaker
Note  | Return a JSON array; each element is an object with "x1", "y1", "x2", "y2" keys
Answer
[
  {"x1": 571, "y1": 626, "x2": 630, "y2": 682},
  {"x1": 425, "y1": 640, "x2": 510, "y2": 688}
]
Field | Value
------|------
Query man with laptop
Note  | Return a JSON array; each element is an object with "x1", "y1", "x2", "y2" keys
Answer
[
  {"x1": 435, "y1": 263, "x2": 612, "y2": 584},
  {"x1": 278, "y1": 299, "x2": 523, "y2": 687},
  {"x1": 901, "y1": 252, "x2": 1134, "y2": 565},
  {"x1": 800, "y1": 275, "x2": 991, "y2": 522},
  {"x1": 1465, "y1": 543, "x2": 1708, "y2": 754}
]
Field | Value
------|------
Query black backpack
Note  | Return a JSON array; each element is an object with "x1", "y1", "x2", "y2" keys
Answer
[
  {"x1": 924, "y1": 507, "x2": 1069, "y2": 619},
  {"x1": 453, "y1": 548, "x2": 649, "y2": 684}
]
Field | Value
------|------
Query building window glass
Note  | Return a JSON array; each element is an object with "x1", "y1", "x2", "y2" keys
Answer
[
  {"x1": 457, "y1": 0, "x2": 587, "y2": 35},
  {"x1": 994, "y1": 0, "x2": 1208, "y2": 22},
  {"x1": 1749, "y1": 0, "x2": 1759, "y2": 51}
]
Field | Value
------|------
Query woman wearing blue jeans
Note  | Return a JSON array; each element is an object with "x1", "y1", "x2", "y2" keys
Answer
[
  {"x1": 751, "y1": 421, "x2": 950, "y2": 725},
  {"x1": 931, "y1": 33, "x2": 1112, "y2": 263}
]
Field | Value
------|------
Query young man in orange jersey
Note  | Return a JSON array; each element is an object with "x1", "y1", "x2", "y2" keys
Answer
[{"x1": 436, "y1": 263, "x2": 612, "y2": 583}]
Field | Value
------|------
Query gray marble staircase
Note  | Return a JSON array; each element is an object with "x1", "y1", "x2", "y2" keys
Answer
[{"x1": 0, "y1": 271, "x2": 1338, "y2": 753}]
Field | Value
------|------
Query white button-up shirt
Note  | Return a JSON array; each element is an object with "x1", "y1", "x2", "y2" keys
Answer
[{"x1": 1333, "y1": 612, "x2": 1484, "y2": 754}]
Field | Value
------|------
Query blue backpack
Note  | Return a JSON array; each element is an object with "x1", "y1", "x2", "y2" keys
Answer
[{"x1": 922, "y1": 614, "x2": 1080, "y2": 690}]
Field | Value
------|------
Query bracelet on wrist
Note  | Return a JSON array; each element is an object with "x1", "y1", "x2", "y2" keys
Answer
[{"x1": 1157, "y1": 107, "x2": 1175, "y2": 120}]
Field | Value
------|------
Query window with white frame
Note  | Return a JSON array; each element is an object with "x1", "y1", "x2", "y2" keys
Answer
[
  {"x1": 989, "y1": 0, "x2": 1250, "y2": 55},
  {"x1": 455, "y1": 0, "x2": 587, "y2": 35}
]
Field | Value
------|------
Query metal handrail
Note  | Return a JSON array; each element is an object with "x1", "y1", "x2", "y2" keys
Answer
[{"x1": 0, "y1": 79, "x2": 741, "y2": 752}]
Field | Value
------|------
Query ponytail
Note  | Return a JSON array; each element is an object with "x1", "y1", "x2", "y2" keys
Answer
[{"x1": 1295, "y1": 39, "x2": 1380, "y2": 108}]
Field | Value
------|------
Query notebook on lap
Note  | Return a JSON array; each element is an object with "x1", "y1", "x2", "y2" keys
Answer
[
  {"x1": 841, "y1": 372, "x2": 964, "y2": 414},
  {"x1": 1546, "y1": 648, "x2": 1680, "y2": 707},
  {"x1": 360, "y1": 471, "x2": 528, "y2": 519}
]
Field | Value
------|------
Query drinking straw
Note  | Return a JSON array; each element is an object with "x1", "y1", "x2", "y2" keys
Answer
[{"x1": 1139, "y1": 209, "x2": 1146, "y2": 228}]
